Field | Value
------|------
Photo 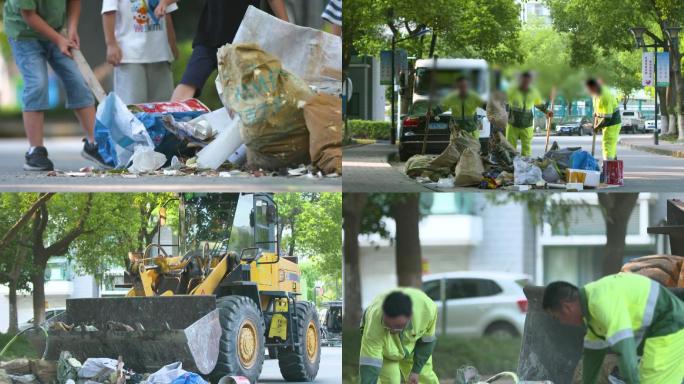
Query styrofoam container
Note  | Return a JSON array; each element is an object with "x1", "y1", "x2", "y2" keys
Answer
[{"x1": 567, "y1": 169, "x2": 600, "y2": 188}]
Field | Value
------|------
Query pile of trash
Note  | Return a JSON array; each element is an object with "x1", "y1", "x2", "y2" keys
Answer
[
  {"x1": 405, "y1": 133, "x2": 606, "y2": 191},
  {"x1": 0, "y1": 354, "x2": 215, "y2": 384},
  {"x1": 454, "y1": 366, "x2": 553, "y2": 384},
  {"x1": 83, "y1": 6, "x2": 341, "y2": 179}
]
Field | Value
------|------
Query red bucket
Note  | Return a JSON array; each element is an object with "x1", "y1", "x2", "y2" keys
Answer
[{"x1": 603, "y1": 159, "x2": 624, "y2": 186}]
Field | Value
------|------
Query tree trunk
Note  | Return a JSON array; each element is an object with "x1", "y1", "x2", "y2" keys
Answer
[
  {"x1": 343, "y1": 193, "x2": 367, "y2": 329},
  {"x1": 31, "y1": 270, "x2": 46, "y2": 326},
  {"x1": 8, "y1": 279, "x2": 19, "y2": 334},
  {"x1": 658, "y1": 88, "x2": 670, "y2": 134},
  {"x1": 598, "y1": 194, "x2": 639, "y2": 275},
  {"x1": 390, "y1": 195, "x2": 422, "y2": 288}
]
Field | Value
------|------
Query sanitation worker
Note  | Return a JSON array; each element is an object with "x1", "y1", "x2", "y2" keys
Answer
[
  {"x1": 543, "y1": 273, "x2": 684, "y2": 384},
  {"x1": 440, "y1": 75, "x2": 486, "y2": 140},
  {"x1": 506, "y1": 71, "x2": 552, "y2": 156},
  {"x1": 586, "y1": 78, "x2": 622, "y2": 160},
  {"x1": 359, "y1": 288, "x2": 439, "y2": 384}
]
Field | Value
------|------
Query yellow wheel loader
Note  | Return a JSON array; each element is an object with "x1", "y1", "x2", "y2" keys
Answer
[
  {"x1": 33, "y1": 193, "x2": 321, "y2": 384},
  {"x1": 517, "y1": 199, "x2": 684, "y2": 383}
]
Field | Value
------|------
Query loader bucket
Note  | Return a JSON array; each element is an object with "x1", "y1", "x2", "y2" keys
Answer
[
  {"x1": 517, "y1": 286, "x2": 584, "y2": 384},
  {"x1": 517, "y1": 286, "x2": 684, "y2": 383},
  {"x1": 31, "y1": 296, "x2": 221, "y2": 375}
]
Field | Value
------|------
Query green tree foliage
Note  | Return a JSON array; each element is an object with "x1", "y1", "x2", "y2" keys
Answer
[
  {"x1": 343, "y1": 0, "x2": 523, "y2": 67},
  {"x1": 275, "y1": 193, "x2": 342, "y2": 300}
]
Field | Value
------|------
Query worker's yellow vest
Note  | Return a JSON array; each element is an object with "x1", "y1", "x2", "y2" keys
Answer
[
  {"x1": 592, "y1": 87, "x2": 621, "y2": 127},
  {"x1": 507, "y1": 87, "x2": 542, "y2": 128},
  {"x1": 441, "y1": 91, "x2": 483, "y2": 132},
  {"x1": 583, "y1": 273, "x2": 659, "y2": 349}
]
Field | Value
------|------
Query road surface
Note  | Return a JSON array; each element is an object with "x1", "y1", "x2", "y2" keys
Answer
[
  {"x1": 260, "y1": 347, "x2": 341, "y2": 383},
  {"x1": 343, "y1": 134, "x2": 684, "y2": 192},
  {"x1": 0, "y1": 138, "x2": 340, "y2": 192}
]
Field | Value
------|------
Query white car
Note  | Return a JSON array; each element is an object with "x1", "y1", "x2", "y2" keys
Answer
[
  {"x1": 422, "y1": 271, "x2": 530, "y2": 338},
  {"x1": 644, "y1": 119, "x2": 660, "y2": 133}
]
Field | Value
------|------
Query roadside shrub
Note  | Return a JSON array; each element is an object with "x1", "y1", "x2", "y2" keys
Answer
[{"x1": 347, "y1": 120, "x2": 391, "y2": 140}]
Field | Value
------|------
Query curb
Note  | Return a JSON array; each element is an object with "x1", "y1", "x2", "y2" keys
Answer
[{"x1": 619, "y1": 140, "x2": 684, "y2": 158}]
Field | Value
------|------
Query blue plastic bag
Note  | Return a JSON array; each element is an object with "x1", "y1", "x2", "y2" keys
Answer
[
  {"x1": 134, "y1": 111, "x2": 206, "y2": 147},
  {"x1": 569, "y1": 150, "x2": 600, "y2": 171},
  {"x1": 171, "y1": 373, "x2": 208, "y2": 384}
]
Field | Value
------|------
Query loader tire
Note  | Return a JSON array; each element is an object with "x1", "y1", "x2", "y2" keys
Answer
[
  {"x1": 277, "y1": 301, "x2": 321, "y2": 381},
  {"x1": 211, "y1": 295, "x2": 265, "y2": 384}
]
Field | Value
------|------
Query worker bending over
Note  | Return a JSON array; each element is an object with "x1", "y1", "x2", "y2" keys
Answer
[
  {"x1": 543, "y1": 273, "x2": 684, "y2": 384},
  {"x1": 359, "y1": 288, "x2": 439, "y2": 384},
  {"x1": 586, "y1": 78, "x2": 621, "y2": 160},
  {"x1": 506, "y1": 72, "x2": 552, "y2": 156},
  {"x1": 440, "y1": 76, "x2": 486, "y2": 140}
]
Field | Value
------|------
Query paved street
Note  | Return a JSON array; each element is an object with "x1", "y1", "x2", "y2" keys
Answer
[
  {"x1": 260, "y1": 347, "x2": 341, "y2": 383},
  {"x1": 0, "y1": 138, "x2": 340, "y2": 192},
  {"x1": 343, "y1": 134, "x2": 684, "y2": 192}
]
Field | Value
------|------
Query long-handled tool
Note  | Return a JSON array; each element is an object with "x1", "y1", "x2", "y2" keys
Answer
[
  {"x1": 591, "y1": 116, "x2": 598, "y2": 157},
  {"x1": 544, "y1": 87, "x2": 556, "y2": 153},
  {"x1": 61, "y1": 29, "x2": 106, "y2": 103}
]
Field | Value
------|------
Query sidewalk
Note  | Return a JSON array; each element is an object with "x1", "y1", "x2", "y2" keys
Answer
[{"x1": 619, "y1": 137, "x2": 684, "y2": 158}]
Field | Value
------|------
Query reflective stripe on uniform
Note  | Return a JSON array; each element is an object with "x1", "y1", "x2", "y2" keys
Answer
[
  {"x1": 421, "y1": 335, "x2": 436, "y2": 342},
  {"x1": 359, "y1": 356, "x2": 383, "y2": 368},
  {"x1": 606, "y1": 328, "x2": 635, "y2": 346},
  {"x1": 584, "y1": 338, "x2": 609, "y2": 350},
  {"x1": 635, "y1": 280, "x2": 660, "y2": 345}
]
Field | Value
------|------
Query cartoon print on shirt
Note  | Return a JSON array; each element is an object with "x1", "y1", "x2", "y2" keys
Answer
[{"x1": 131, "y1": 0, "x2": 164, "y2": 32}]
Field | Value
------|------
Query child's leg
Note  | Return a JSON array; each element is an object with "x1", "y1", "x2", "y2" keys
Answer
[
  {"x1": 8, "y1": 39, "x2": 50, "y2": 148},
  {"x1": 172, "y1": 44, "x2": 217, "y2": 101},
  {"x1": 146, "y1": 62, "x2": 174, "y2": 102},
  {"x1": 44, "y1": 40, "x2": 95, "y2": 139},
  {"x1": 114, "y1": 64, "x2": 148, "y2": 105}
]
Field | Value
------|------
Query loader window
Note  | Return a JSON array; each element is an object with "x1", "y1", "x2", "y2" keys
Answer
[
  {"x1": 226, "y1": 194, "x2": 255, "y2": 253},
  {"x1": 254, "y1": 197, "x2": 276, "y2": 252},
  {"x1": 182, "y1": 194, "x2": 239, "y2": 254}
]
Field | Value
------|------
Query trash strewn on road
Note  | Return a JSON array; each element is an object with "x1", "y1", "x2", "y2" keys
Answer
[{"x1": 405, "y1": 132, "x2": 624, "y2": 191}]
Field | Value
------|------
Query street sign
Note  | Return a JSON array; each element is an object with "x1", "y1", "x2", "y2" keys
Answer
[
  {"x1": 379, "y1": 49, "x2": 409, "y2": 85},
  {"x1": 656, "y1": 52, "x2": 670, "y2": 87},
  {"x1": 642, "y1": 52, "x2": 654, "y2": 86}
]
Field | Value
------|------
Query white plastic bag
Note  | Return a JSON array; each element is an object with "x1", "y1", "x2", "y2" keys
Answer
[
  {"x1": 196, "y1": 116, "x2": 242, "y2": 170},
  {"x1": 77, "y1": 358, "x2": 118, "y2": 382},
  {"x1": 147, "y1": 362, "x2": 187, "y2": 384},
  {"x1": 514, "y1": 156, "x2": 543, "y2": 185},
  {"x1": 95, "y1": 93, "x2": 154, "y2": 168},
  {"x1": 233, "y1": 6, "x2": 342, "y2": 94},
  {"x1": 127, "y1": 146, "x2": 167, "y2": 173}
]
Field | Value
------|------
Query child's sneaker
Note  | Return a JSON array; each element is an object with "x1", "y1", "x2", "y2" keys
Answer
[
  {"x1": 24, "y1": 146, "x2": 54, "y2": 171},
  {"x1": 81, "y1": 139, "x2": 112, "y2": 169}
]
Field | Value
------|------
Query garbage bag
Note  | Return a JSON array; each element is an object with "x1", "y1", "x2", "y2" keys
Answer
[
  {"x1": 544, "y1": 146, "x2": 581, "y2": 170},
  {"x1": 57, "y1": 352, "x2": 81, "y2": 384},
  {"x1": 303, "y1": 94, "x2": 342, "y2": 174},
  {"x1": 217, "y1": 43, "x2": 314, "y2": 170},
  {"x1": 405, "y1": 154, "x2": 449, "y2": 181},
  {"x1": 127, "y1": 147, "x2": 167, "y2": 173},
  {"x1": 487, "y1": 131, "x2": 517, "y2": 170},
  {"x1": 77, "y1": 359, "x2": 118, "y2": 383},
  {"x1": 451, "y1": 129, "x2": 481, "y2": 155},
  {"x1": 30, "y1": 360, "x2": 56, "y2": 384},
  {"x1": 233, "y1": 6, "x2": 342, "y2": 94},
  {"x1": 95, "y1": 93, "x2": 154, "y2": 168},
  {"x1": 147, "y1": 363, "x2": 187, "y2": 384},
  {"x1": 514, "y1": 156, "x2": 543, "y2": 185},
  {"x1": 569, "y1": 150, "x2": 600, "y2": 171},
  {"x1": 454, "y1": 148, "x2": 485, "y2": 187},
  {"x1": 430, "y1": 144, "x2": 461, "y2": 170},
  {"x1": 0, "y1": 360, "x2": 31, "y2": 376},
  {"x1": 542, "y1": 162, "x2": 561, "y2": 183},
  {"x1": 486, "y1": 91, "x2": 509, "y2": 132},
  {"x1": 171, "y1": 373, "x2": 207, "y2": 384},
  {"x1": 455, "y1": 366, "x2": 481, "y2": 384}
]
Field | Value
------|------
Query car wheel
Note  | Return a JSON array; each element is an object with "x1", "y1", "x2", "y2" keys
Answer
[{"x1": 484, "y1": 321, "x2": 519, "y2": 339}]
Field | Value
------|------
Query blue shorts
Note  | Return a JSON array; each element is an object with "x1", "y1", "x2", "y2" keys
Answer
[
  {"x1": 9, "y1": 38, "x2": 94, "y2": 111},
  {"x1": 179, "y1": 44, "x2": 218, "y2": 97}
]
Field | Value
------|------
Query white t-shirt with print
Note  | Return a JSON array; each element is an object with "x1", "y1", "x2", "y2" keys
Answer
[{"x1": 101, "y1": 0, "x2": 178, "y2": 64}]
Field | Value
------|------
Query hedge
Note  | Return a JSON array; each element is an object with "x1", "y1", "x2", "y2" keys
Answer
[{"x1": 347, "y1": 120, "x2": 391, "y2": 140}]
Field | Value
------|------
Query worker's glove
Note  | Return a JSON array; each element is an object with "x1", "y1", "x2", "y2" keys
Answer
[
  {"x1": 546, "y1": 111, "x2": 554, "y2": 118},
  {"x1": 407, "y1": 372, "x2": 420, "y2": 384}
]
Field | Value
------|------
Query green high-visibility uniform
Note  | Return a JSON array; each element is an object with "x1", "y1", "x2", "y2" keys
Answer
[
  {"x1": 440, "y1": 90, "x2": 484, "y2": 139},
  {"x1": 359, "y1": 287, "x2": 439, "y2": 384},
  {"x1": 506, "y1": 86, "x2": 547, "y2": 156},
  {"x1": 580, "y1": 273, "x2": 684, "y2": 384},
  {"x1": 592, "y1": 86, "x2": 621, "y2": 159}
]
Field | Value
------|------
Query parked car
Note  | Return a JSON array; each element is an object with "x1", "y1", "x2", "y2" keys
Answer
[
  {"x1": 644, "y1": 119, "x2": 660, "y2": 133},
  {"x1": 621, "y1": 110, "x2": 645, "y2": 133},
  {"x1": 422, "y1": 271, "x2": 530, "y2": 338},
  {"x1": 18, "y1": 308, "x2": 66, "y2": 331},
  {"x1": 398, "y1": 99, "x2": 489, "y2": 162},
  {"x1": 556, "y1": 116, "x2": 592, "y2": 136}
]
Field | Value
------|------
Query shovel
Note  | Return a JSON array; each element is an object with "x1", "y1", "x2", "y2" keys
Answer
[
  {"x1": 544, "y1": 87, "x2": 556, "y2": 153},
  {"x1": 591, "y1": 116, "x2": 598, "y2": 157}
]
